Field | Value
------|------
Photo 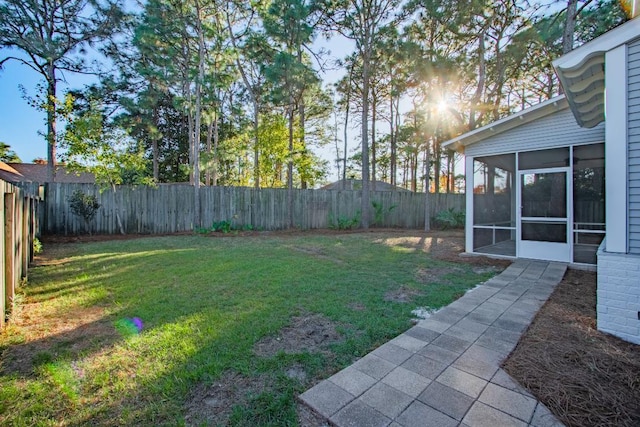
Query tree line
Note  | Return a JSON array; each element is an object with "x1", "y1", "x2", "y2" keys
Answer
[{"x1": 0, "y1": 0, "x2": 628, "y2": 228}]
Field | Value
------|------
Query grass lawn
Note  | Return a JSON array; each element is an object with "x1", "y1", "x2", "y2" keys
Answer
[{"x1": 0, "y1": 231, "x2": 502, "y2": 426}]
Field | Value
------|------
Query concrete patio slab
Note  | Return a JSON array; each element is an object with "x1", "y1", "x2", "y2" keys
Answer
[{"x1": 299, "y1": 260, "x2": 567, "y2": 427}]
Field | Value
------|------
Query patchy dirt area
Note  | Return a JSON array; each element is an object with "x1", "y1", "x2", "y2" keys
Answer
[
  {"x1": 503, "y1": 269, "x2": 640, "y2": 427},
  {"x1": 384, "y1": 286, "x2": 423, "y2": 303},
  {"x1": 415, "y1": 266, "x2": 464, "y2": 284},
  {"x1": 184, "y1": 371, "x2": 271, "y2": 427},
  {"x1": 253, "y1": 313, "x2": 343, "y2": 358},
  {"x1": 0, "y1": 306, "x2": 118, "y2": 377}
]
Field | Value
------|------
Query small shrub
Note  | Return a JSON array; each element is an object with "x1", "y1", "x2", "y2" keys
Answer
[
  {"x1": 197, "y1": 220, "x2": 252, "y2": 234},
  {"x1": 434, "y1": 208, "x2": 465, "y2": 229},
  {"x1": 67, "y1": 190, "x2": 100, "y2": 235},
  {"x1": 32, "y1": 237, "x2": 43, "y2": 255},
  {"x1": 371, "y1": 201, "x2": 397, "y2": 226},
  {"x1": 211, "y1": 220, "x2": 233, "y2": 233},
  {"x1": 329, "y1": 212, "x2": 361, "y2": 230}
]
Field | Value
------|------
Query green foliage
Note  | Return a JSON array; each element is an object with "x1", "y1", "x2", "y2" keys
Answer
[
  {"x1": 196, "y1": 220, "x2": 257, "y2": 234},
  {"x1": 328, "y1": 211, "x2": 361, "y2": 230},
  {"x1": 211, "y1": 220, "x2": 233, "y2": 233},
  {"x1": 371, "y1": 200, "x2": 397, "y2": 226},
  {"x1": 61, "y1": 99, "x2": 152, "y2": 189},
  {"x1": 434, "y1": 208, "x2": 465, "y2": 230},
  {"x1": 67, "y1": 190, "x2": 100, "y2": 235},
  {"x1": 0, "y1": 0, "x2": 123, "y2": 168},
  {"x1": 32, "y1": 238, "x2": 43, "y2": 255},
  {"x1": 0, "y1": 142, "x2": 21, "y2": 163}
]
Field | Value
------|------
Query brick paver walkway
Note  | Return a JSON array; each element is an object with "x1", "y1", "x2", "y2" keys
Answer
[{"x1": 300, "y1": 260, "x2": 567, "y2": 427}]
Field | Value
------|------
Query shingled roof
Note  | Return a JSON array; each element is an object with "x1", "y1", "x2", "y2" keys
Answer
[
  {"x1": 0, "y1": 162, "x2": 25, "y2": 183},
  {"x1": 4, "y1": 163, "x2": 95, "y2": 184},
  {"x1": 320, "y1": 179, "x2": 410, "y2": 192}
]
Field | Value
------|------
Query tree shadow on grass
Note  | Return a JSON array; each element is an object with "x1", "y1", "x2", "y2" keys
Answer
[
  {"x1": 2, "y1": 231, "x2": 513, "y2": 426},
  {"x1": 1, "y1": 308, "x2": 120, "y2": 377}
]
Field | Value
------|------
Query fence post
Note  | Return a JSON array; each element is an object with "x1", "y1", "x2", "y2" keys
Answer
[
  {"x1": 22, "y1": 196, "x2": 29, "y2": 276},
  {"x1": 0, "y1": 192, "x2": 4, "y2": 328},
  {"x1": 4, "y1": 192, "x2": 15, "y2": 320}
]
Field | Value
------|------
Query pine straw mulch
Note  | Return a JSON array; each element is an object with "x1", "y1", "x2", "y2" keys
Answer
[{"x1": 503, "y1": 269, "x2": 640, "y2": 427}]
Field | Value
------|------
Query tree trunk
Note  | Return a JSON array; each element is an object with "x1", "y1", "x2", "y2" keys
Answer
[
  {"x1": 193, "y1": 0, "x2": 205, "y2": 228},
  {"x1": 411, "y1": 151, "x2": 417, "y2": 192},
  {"x1": 287, "y1": 104, "x2": 294, "y2": 228},
  {"x1": 343, "y1": 62, "x2": 354, "y2": 190},
  {"x1": 371, "y1": 92, "x2": 377, "y2": 191},
  {"x1": 298, "y1": 49, "x2": 307, "y2": 190},
  {"x1": 112, "y1": 184, "x2": 125, "y2": 235},
  {"x1": 253, "y1": 103, "x2": 260, "y2": 188},
  {"x1": 424, "y1": 140, "x2": 430, "y2": 231},
  {"x1": 433, "y1": 140, "x2": 441, "y2": 193},
  {"x1": 389, "y1": 95, "x2": 396, "y2": 186},
  {"x1": 334, "y1": 108, "x2": 341, "y2": 182},
  {"x1": 213, "y1": 108, "x2": 220, "y2": 186},
  {"x1": 562, "y1": 0, "x2": 578, "y2": 53},
  {"x1": 469, "y1": 31, "x2": 486, "y2": 130},
  {"x1": 152, "y1": 99, "x2": 159, "y2": 182},
  {"x1": 361, "y1": 49, "x2": 371, "y2": 229},
  {"x1": 205, "y1": 118, "x2": 213, "y2": 186},
  {"x1": 46, "y1": 64, "x2": 57, "y2": 182},
  {"x1": 343, "y1": 100, "x2": 349, "y2": 189}
]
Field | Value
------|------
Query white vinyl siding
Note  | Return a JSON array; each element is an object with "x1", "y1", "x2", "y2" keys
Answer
[
  {"x1": 465, "y1": 107, "x2": 605, "y2": 158},
  {"x1": 628, "y1": 39, "x2": 640, "y2": 254}
]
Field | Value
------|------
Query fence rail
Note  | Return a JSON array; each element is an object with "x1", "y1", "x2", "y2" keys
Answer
[
  {"x1": 1, "y1": 180, "x2": 42, "y2": 328},
  {"x1": 45, "y1": 184, "x2": 465, "y2": 235}
]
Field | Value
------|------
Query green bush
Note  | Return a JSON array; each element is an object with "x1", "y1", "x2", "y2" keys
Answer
[
  {"x1": 434, "y1": 208, "x2": 465, "y2": 229},
  {"x1": 328, "y1": 212, "x2": 361, "y2": 230},
  {"x1": 371, "y1": 201, "x2": 397, "y2": 226},
  {"x1": 211, "y1": 220, "x2": 233, "y2": 233},
  {"x1": 33, "y1": 237, "x2": 43, "y2": 255},
  {"x1": 67, "y1": 190, "x2": 100, "y2": 235},
  {"x1": 197, "y1": 220, "x2": 257, "y2": 234}
]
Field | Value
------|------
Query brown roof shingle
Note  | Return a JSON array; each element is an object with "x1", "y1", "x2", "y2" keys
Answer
[{"x1": 7, "y1": 163, "x2": 95, "y2": 184}]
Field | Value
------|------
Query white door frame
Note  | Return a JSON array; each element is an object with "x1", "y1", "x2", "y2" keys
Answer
[{"x1": 517, "y1": 167, "x2": 573, "y2": 262}]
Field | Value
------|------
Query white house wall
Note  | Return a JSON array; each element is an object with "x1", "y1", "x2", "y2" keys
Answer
[
  {"x1": 465, "y1": 107, "x2": 605, "y2": 158},
  {"x1": 596, "y1": 38, "x2": 640, "y2": 345},
  {"x1": 628, "y1": 38, "x2": 640, "y2": 254}
]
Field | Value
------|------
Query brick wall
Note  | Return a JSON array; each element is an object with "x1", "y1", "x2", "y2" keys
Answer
[{"x1": 597, "y1": 241, "x2": 640, "y2": 344}]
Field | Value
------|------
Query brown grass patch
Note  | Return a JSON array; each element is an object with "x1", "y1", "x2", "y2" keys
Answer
[
  {"x1": 383, "y1": 286, "x2": 423, "y2": 303},
  {"x1": 1, "y1": 305, "x2": 118, "y2": 376},
  {"x1": 184, "y1": 371, "x2": 271, "y2": 426},
  {"x1": 503, "y1": 269, "x2": 640, "y2": 427}
]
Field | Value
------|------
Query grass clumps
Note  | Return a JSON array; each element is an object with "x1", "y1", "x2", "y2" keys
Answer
[{"x1": 0, "y1": 231, "x2": 500, "y2": 426}]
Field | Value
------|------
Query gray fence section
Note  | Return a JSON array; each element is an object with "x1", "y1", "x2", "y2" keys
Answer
[
  {"x1": 44, "y1": 184, "x2": 465, "y2": 235},
  {"x1": 2, "y1": 180, "x2": 43, "y2": 328}
]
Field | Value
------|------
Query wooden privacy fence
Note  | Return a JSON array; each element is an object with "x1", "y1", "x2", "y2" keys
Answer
[
  {"x1": 1, "y1": 180, "x2": 43, "y2": 328},
  {"x1": 45, "y1": 184, "x2": 465, "y2": 235}
]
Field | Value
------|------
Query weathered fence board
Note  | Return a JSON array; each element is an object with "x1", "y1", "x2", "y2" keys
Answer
[
  {"x1": 1, "y1": 181, "x2": 42, "y2": 328},
  {"x1": 45, "y1": 183, "x2": 466, "y2": 235}
]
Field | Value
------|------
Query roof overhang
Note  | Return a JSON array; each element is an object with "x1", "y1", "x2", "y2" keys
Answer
[
  {"x1": 553, "y1": 17, "x2": 640, "y2": 128},
  {"x1": 442, "y1": 96, "x2": 568, "y2": 151}
]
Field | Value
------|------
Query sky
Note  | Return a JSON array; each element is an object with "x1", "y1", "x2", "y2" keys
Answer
[{"x1": 0, "y1": 52, "x2": 99, "y2": 161}]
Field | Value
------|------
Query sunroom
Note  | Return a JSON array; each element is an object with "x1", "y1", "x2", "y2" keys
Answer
[{"x1": 443, "y1": 96, "x2": 605, "y2": 265}]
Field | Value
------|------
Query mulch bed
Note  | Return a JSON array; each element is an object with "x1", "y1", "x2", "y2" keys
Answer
[{"x1": 503, "y1": 269, "x2": 640, "y2": 427}]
